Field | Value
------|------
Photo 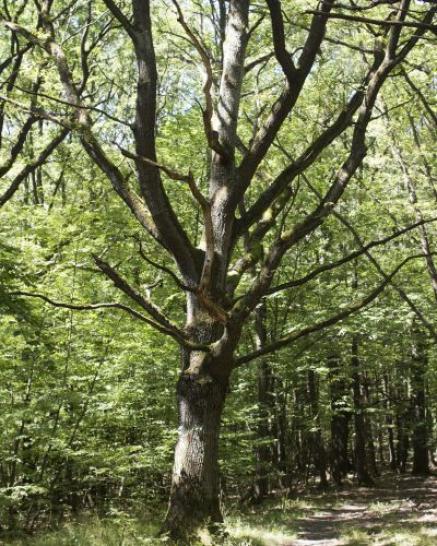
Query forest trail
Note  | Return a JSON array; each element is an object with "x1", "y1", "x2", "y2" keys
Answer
[{"x1": 283, "y1": 474, "x2": 437, "y2": 546}]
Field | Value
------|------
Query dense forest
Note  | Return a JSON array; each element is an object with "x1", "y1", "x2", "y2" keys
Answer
[{"x1": 0, "y1": 0, "x2": 436, "y2": 544}]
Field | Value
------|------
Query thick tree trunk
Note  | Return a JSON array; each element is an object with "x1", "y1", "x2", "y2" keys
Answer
[
  {"x1": 328, "y1": 354, "x2": 351, "y2": 485},
  {"x1": 411, "y1": 326, "x2": 430, "y2": 475},
  {"x1": 351, "y1": 336, "x2": 374, "y2": 486},
  {"x1": 162, "y1": 373, "x2": 228, "y2": 541}
]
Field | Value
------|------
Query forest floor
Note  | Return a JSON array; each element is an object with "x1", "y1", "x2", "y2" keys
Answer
[
  {"x1": 232, "y1": 473, "x2": 437, "y2": 546},
  {"x1": 3, "y1": 474, "x2": 437, "y2": 546}
]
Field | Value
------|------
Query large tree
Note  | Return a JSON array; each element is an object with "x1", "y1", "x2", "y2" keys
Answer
[{"x1": 1, "y1": 0, "x2": 436, "y2": 539}]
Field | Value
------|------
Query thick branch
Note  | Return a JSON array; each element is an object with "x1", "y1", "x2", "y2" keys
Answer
[
  {"x1": 131, "y1": 0, "x2": 198, "y2": 279},
  {"x1": 231, "y1": 17, "x2": 420, "y2": 321},
  {"x1": 0, "y1": 116, "x2": 37, "y2": 178},
  {"x1": 234, "y1": 1, "x2": 335, "y2": 205},
  {"x1": 266, "y1": 0, "x2": 297, "y2": 83},
  {"x1": 101, "y1": 0, "x2": 136, "y2": 41},
  {"x1": 93, "y1": 255, "x2": 184, "y2": 337},
  {"x1": 235, "y1": 87, "x2": 365, "y2": 236},
  {"x1": 213, "y1": 0, "x2": 249, "y2": 159}
]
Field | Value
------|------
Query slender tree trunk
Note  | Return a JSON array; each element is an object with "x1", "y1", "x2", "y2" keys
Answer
[
  {"x1": 308, "y1": 369, "x2": 328, "y2": 487},
  {"x1": 387, "y1": 418, "x2": 397, "y2": 471},
  {"x1": 255, "y1": 361, "x2": 274, "y2": 499},
  {"x1": 351, "y1": 336, "x2": 374, "y2": 486},
  {"x1": 396, "y1": 412, "x2": 410, "y2": 474},
  {"x1": 328, "y1": 354, "x2": 351, "y2": 485},
  {"x1": 363, "y1": 374, "x2": 379, "y2": 477},
  {"x1": 383, "y1": 374, "x2": 397, "y2": 470},
  {"x1": 291, "y1": 383, "x2": 306, "y2": 479},
  {"x1": 411, "y1": 325, "x2": 430, "y2": 475},
  {"x1": 274, "y1": 383, "x2": 289, "y2": 489},
  {"x1": 254, "y1": 303, "x2": 274, "y2": 500}
]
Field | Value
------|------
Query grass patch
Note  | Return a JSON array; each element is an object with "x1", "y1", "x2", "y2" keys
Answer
[
  {"x1": 341, "y1": 524, "x2": 437, "y2": 546},
  {"x1": 2, "y1": 482, "x2": 436, "y2": 546},
  {"x1": 2, "y1": 507, "x2": 298, "y2": 546}
]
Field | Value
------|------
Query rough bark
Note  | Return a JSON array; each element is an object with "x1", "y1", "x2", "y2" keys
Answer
[{"x1": 162, "y1": 371, "x2": 228, "y2": 541}]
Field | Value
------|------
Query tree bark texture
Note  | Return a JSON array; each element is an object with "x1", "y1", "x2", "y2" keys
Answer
[{"x1": 162, "y1": 372, "x2": 228, "y2": 540}]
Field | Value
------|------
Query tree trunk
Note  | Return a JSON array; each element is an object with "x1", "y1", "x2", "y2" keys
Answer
[
  {"x1": 254, "y1": 303, "x2": 274, "y2": 500},
  {"x1": 276, "y1": 393, "x2": 289, "y2": 488},
  {"x1": 308, "y1": 369, "x2": 328, "y2": 487},
  {"x1": 383, "y1": 374, "x2": 397, "y2": 471},
  {"x1": 162, "y1": 373, "x2": 228, "y2": 541},
  {"x1": 328, "y1": 354, "x2": 351, "y2": 485},
  {"x1": 363, "y1": 374, "x2": 379, "y2": 477},
  {"x1": 291, "y1": 383, "x2": 306, "y2": 480},
  {"x1": 411, "y1": 326, "x2": 430, "y2": 475},
  {"x1": 351, "y1": 336, "x2": 374, "y2": 486},
  {"x1": 396, "y1": 411, "x2": 410, "y2": 474},
  {"x1": 255, "y1": 360, "x2": 274, "y2": 499}
]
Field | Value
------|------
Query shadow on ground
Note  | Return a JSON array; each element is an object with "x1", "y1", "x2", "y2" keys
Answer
[{"x1": 230, "y1": 474, "x2": 437, "y2": 546}]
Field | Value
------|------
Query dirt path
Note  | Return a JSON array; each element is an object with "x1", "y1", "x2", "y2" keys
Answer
[{"x1": 286, "y1": 474, "x2": 437, "y2": 546}]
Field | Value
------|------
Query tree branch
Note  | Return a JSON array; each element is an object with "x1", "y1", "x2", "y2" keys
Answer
[
  {"x1": 10, "y1": 290, "x2": 206, "y2": 350},
  {"x1": 170, "y1": 0, "x2": 225, "y2": 155},
  {"x1": 93, "y1": 255, "x2": 184, "y2": 336},
  {"x1": 265, "y1": 0, "x2": 297, "y2": 83},
  {"x1": 305, "y1": 10, "x2": 437, "y2": 32},
  {"x1": 234, "y1": 0, "x2": 335, "y2": 205},
  {"x1": 0, "y1": 127, "x2": 69, "y2": 207},
  {"x1": 235, "y1": 253, "x2": 429, "y2": 367},
  {"x1": 101, "y1": 0, "x2": 136, "y2": 41},
  {"x1": 266, "y1": 217, "x2": 437, "y2": 295}
]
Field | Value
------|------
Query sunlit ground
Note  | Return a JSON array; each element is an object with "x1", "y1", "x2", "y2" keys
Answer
[{"x1": 3, "y1": 475, "x2": 437, "y2": 545}]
